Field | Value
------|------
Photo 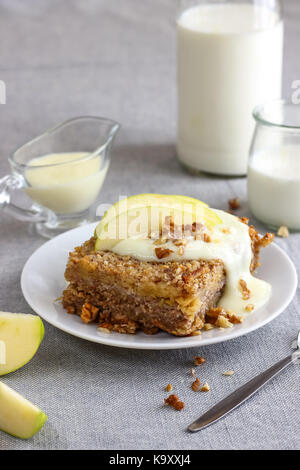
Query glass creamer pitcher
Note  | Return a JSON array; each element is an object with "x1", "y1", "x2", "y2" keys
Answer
[{"x1": 0, "y1": 117, "x2": 119, "y2": 238}]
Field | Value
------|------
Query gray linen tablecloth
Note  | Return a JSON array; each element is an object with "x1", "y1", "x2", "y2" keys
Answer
[{"x1": 0, "y1": 0, "x2": 299, "y2": 450}]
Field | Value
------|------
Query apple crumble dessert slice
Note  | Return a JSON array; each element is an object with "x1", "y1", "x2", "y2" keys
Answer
[{"x1": 62, "y1": 194, "x2": 273, "y2": 336}]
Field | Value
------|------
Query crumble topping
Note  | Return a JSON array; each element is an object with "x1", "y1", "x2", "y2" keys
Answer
[
  {"x1": 165, "y1": 384, "x2": 173, "y2": 392},
  {"x1": 277, "y1": 225, "x2": 289, "y2": 238},
  {"x1": 66, "y1": 305, "x2": 75, "y2": 314},
  {"x1": 215, "y1": 315, "x2": 233, "y2": 328},
  {"x1": 228, "y1": 197, "x2": 240, "y2": 211},
  {"x1": 191, "y1": 330, "x2": 201, "y2": 336},
  {"x1": 165, "y1": 394, "x2": 184, "y2": 411},
  {"x1": 191, "y1": 378, "x2": 201, "y2": 392},
  {"x1": 223, "y1": 370, "x2": 235, "y2": 376},
  {"x1": 194, "y1": 356, "x2": 206, "y2": 366},
  {"x1": 206, "y1": 307, "x2": 243, "y2": 327},
  {"x1": 190, "y1": 368, "x2": 196, "y2": 377}
]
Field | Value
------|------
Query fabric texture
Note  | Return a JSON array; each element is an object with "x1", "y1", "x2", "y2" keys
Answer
[{"x1": 0, "y1": 0, "x2": 299, "y2": 450}]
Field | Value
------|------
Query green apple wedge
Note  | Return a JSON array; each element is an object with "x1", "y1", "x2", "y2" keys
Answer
[
  {"x1": 0, "y1": 381, "x2": 47, "y2": 439},
  {"x1": 95, "y1": 194, "x2": 208, "y2": 238},
  {"x1": 0, "y1": 312, "x2": 44, "y2": 376}
]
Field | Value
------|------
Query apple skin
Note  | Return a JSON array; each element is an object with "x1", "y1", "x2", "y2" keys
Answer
[
  {"x1": 0, "y1": 313, "x2": 45, "y2": 376},
  {"x1": 96, "y1": 193, "x2": 208, "y2": 237},
  {"x1": 94, "y1": 194, "x2": 222, "y2": 251},
  {"x1": 0, "y1": 381, "x2": 47, "y2": 439}
]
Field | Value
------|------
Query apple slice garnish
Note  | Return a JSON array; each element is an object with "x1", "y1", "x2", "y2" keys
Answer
[
  {"x1": 0, "y1": 381, "x2": 47, "y2": 439},
  {"x1": 94, "y1": 195, "x2": 222, "y2": 251},
  {"x1": 96, "y1": 194, "x2": 208, "y2": 237},
  {"x1": 0, "y1": 312, "x2": 44, "y2": 376}
]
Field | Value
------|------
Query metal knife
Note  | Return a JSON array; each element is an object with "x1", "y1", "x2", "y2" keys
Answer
[{"x1": 188, "y1": 331, "x2": 300, "y2": 432}]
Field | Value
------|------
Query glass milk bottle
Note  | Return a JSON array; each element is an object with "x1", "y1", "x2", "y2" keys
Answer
[{"x1": 177, "y1": 0, "x2": 283, "y2": 176}]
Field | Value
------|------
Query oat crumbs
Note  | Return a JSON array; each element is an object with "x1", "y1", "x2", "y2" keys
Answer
[
  {"x1": 200, "y1": 382, "x2": 210, "y2": 392},
  {"x1": 222, "y1": 370, "x2": 235, "y2": 376},
  {"x1": 277, "y1": 225, "x2": 289, "y2": 238}
]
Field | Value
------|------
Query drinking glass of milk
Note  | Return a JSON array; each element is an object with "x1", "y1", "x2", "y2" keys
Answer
[
  {"x1": 177, "y1": 0, "x2": 283, "y2": 176},
  {"x1": 248, "y1": 100, "x2": 300, "y2": 231},
  {"x1": 0, "y1": 117, "x2": 119, "y2": 238}
]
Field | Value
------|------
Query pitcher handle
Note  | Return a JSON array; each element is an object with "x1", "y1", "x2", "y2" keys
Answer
[{"x1": 0, "y1": 174, "x2": 47, "y2": 222}]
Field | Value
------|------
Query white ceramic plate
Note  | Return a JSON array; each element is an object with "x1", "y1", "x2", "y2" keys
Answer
[{"x1": 21, "y1": 223, "x2": 297, "y2": 350}]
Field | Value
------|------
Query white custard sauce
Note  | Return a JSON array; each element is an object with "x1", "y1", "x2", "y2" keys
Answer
[
  {"x1": 111, "y1": 210, "x2": 271, "y2": 315},
  {"x1": 25, "y1": 152, "x2": 108, "y2": 214}
]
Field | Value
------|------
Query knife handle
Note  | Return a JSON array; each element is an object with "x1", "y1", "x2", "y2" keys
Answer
[{"x1": 188, "y1": 354, "x2": 295, "y2": 432}]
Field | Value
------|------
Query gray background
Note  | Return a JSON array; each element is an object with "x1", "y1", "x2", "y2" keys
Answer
[{"x1": 0, "y1": 0, "x2": 299, "y2": 450}]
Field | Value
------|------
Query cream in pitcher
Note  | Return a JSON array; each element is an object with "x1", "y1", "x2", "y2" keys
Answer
[
  {"x1": 25, "y1": 152, "x2": 108, "y2": 214},
  {"x1": 0, "y1": 117, "x2": 119, "y2": 238},
  {"x1": 177, "y1": 1, "x2": 283, "y2": 175}
]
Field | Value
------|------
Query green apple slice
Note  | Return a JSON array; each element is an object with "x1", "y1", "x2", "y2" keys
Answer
[
  {"x1": 95, "y1": 202, "x2": 222, "y2": 252},
  {"x1": 96, "y1": 194, "x2": 208, "y2": 237},
  {"x1": 0, "y1": 312, "x2": 44, "y2": 376},
  {"x1": 0, "y1": 381, "x2": 47, "y2": 439}
]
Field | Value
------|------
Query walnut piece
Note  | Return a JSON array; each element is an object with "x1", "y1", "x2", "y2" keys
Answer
[
  {"x1": 194, "y1": 356, "x2": 206, "y2": 366},
  {"x1": 228, "y1": 197, "x2": 240, "y2": 210},
  {"x1": 66, "y1": 306, "x2": 75, "y2": 315},
  {"x1": 239, "y1": 279, "x2": 251, "y2": 300},
  {"x1": 155, "y1": 247, "x2": 174, "y2": 259},
  {"x1": 172, "y1": 239, "x2": 188, "y2": 247},
  {"x1": 80, "y1": 303, "x2": 99, "y2": 323},
  {"x1": 203, "y1": 233, "x2": 211, "y2": 243},
  {"x1": 277, "y1": 226, "x2": 289, "y2": 238},
  {"x1": 245, "y1": 304, "x2": 254, "y2": 312},
  {"x1": 191, "y1": 378, "x2": 201, "y2": 392},
  {"x1": 164, "y1": 394, "x2": 184, "y2": 411},
  {"x1": 258, "y1": 232, "x2": 275, "y2": 247},
  {"x1": 153, "y1": 238, "x2": 169, "y2": 245}
]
